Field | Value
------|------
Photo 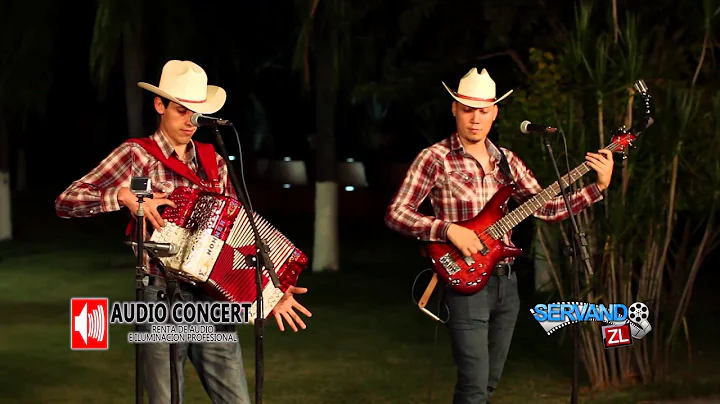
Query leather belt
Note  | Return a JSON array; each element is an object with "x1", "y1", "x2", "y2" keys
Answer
[{"x1": 493, "y1": 263, "x2": 511, "y2": 276}]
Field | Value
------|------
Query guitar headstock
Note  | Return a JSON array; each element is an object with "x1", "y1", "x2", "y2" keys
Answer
[
  {"x1": 610, "y1": 130, "x2": 637, "y2": 159},
  {"x1": 609, "y1": 79, "x2": 653, "y2": 159}
]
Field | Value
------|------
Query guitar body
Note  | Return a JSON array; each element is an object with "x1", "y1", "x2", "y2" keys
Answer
[{"x1": 424, "y1": 185, "x2": 522, "y2": 295}]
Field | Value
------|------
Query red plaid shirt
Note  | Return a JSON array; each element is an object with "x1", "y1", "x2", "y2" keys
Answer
[
  {"x1": 385, "y1": 133, "x2": 602, "y2": 249},
  {"x1": 55, "y1": 131, "x2": 237, "y2": 274}
]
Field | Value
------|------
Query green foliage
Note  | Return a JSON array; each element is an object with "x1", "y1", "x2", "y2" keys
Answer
[
  {"x1": 494, "y1": 0, "x2": 720, "y2": 389},
  {"x1": 496, "y1": 48, "x2": 574, "y2": 185}
]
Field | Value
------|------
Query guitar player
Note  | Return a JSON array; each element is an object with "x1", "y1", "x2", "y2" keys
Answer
[{"x1": 384, "y1": 67, "x2": 614, "y2": 404}]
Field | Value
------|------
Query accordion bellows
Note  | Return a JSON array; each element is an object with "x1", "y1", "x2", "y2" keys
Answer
[{"x1": 149, "y1": 187, "x2": 307, "y2": 320}]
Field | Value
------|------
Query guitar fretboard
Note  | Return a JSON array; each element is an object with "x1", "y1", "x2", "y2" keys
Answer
[{"x1": 486, "y1": 141, "x2": 623, "y2": 240}]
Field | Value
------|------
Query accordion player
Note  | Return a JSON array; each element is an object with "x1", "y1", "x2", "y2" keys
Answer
[{"x1": 148, "y1": 186, "x2": 308, "y2": 322}]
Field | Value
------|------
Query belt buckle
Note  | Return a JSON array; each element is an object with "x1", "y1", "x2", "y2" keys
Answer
[{"x1": 495, "y1": 263, "x2": 511, "y2": 277}]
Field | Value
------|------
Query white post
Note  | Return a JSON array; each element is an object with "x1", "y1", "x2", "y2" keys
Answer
[
  {"x1": 0, "y1": 170, "x2": 12, "y2": 241},
  {"x1": 312, "y1": 181, "x2": 339, "y2": 272}
]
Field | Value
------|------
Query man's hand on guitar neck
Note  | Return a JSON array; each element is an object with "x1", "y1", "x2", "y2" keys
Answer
[
  {"x1": 586, "y1": 149, "x2": 615, "y2": 191},
  {"x1": 447, "y1": 224, "x2": 484, "y2": 258},
  {"x1": 117, "y1": 187, "x2": 177, "y2": 232}
]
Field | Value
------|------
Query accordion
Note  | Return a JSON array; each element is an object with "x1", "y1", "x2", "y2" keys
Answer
[{"x1": 148, "y1": 186, "x2": 308, "y2": 321}]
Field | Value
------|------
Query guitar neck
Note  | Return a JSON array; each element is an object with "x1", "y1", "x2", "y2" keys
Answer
[{"x1": 487, "y1": 141, "x2": 621, "y2": 239}]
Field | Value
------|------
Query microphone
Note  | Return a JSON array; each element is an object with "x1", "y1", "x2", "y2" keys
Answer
[
  {"x1": 125, "y1": 241, "x2": 179, "y2": 255},
  {"x1": 520, "y1": 120, "x2": 558, "y2": 134},
  {"x1": 191, "y1": 112, "x2": 232, "y2": 127}
]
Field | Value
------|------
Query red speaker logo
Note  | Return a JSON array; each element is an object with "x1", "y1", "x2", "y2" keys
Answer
[{"x1": 70, "y1": 298, "x2": 109, "y2": 350}]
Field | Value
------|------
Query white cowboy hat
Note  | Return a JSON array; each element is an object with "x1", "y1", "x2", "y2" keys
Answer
[
  {"x1": 442, "y1": 67, "x2": 513, "y2": 109},
  {"x1": 137, "y1": 60, "x2": 226, "y2": 114}
]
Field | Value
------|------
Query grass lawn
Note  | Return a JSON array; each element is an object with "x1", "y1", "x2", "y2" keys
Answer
[{"x1": 1, "y1": 197, "x2": 718, "y2": 403}]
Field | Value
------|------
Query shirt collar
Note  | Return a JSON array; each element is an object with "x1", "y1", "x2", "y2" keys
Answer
[
  {"x1": 152, "y1": 131, "x2": 197, "y2": 162},
  {"x1": 449, "y1": 132, "x2": 503, "y2": 165}
]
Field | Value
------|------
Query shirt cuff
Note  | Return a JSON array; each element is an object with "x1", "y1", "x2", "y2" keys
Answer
[
  {"x1": 101, "y1": 186, "x2": 123, "y2": 212},
  {"x1": 429, "y1": 220, "x2": 452, "y2": 242},
  {"x1": 69, "y1": 202, "x2": 104, "y2": 217},
  {"x1": 585, "y1": 183, "x2": 604, "y2": 203}
]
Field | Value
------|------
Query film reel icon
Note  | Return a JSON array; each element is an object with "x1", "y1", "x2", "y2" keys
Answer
[{"x1": 628, "y1": 302, "x2": 652, "y2": 339}]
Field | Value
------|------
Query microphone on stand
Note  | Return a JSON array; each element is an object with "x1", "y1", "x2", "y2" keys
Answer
[
  {"x1": 520, "y1": 120, "x2": 558, "y2": 134},
  {"x1": 124, "y1": 241, "x2": 179, "y2": 256},
  {"x1": 191, "y1": 112, "x2": 233, "y2": 127}
]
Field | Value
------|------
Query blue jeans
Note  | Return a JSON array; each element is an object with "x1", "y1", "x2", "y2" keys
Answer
[
  {"x1": 140, "y1": 280, "x2": 251, "y2": 404},
  {"x1": 445, "y1": 270, "x2": 521, "y2": 404}
]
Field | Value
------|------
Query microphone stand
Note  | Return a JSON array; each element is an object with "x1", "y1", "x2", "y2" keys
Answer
[
  {"x1": 540, "y1": 132, "x2": 593, "y2": 404},
  {"x1": 144, "y1": 247, "x2": 181, "y2": 404},
  {"x1": 210, "y1": 122, "x2": 280, "y2": 404},
  {"x1": 130, "y1": 187, "x2": 181, "y2": 404},
  {"x1": 133, "y1": 192, "x2": 147, "y2": 404}
]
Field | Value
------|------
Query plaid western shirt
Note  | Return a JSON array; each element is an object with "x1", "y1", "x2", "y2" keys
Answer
[
  {"x1": 385, "y1": 133, "x2": 602, "y2": 252},
  {"x1": 55, "y1": 131, "x2": 237, "y2": 274}
]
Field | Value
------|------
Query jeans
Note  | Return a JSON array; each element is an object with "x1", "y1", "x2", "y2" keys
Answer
[
  {"x1": 445, "y1": 270, "x2": 521, "y2": 404},
  {"x1": 140, "y1": 280, "x2": 251, "y2": 404}
]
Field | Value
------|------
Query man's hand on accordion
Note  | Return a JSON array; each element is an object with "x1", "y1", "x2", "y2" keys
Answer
[
  {"x1": 118, "y1": 187, "x2": 177, "y2": 231},
  {"x1": 270, "y1": 286, "x2": 312, "y2": 332}
]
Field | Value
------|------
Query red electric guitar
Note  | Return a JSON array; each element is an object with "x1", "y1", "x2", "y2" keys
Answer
[{"x1": 422, "y1": 80, "x2": 654, "y2": 296}]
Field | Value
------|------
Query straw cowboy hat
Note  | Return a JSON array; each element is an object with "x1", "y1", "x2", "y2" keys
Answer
[
  {"x1": 442, "y1": 67, "x2": 513, "y2": 109},
  {"x1": 137, "y1": 60, "x2": 226, "y2": 114}
]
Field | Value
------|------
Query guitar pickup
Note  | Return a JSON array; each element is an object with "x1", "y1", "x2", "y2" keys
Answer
[
  {"x1": 478, "y1": 240, "x2": 489, "y2": 256},
  {"x1": 464, "y1": 256, "x2": 475, "y2": 265}
]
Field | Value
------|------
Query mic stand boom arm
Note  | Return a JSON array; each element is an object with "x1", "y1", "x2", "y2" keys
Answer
[
  {"x1": 540, "y1": 132, "x2": 593, "y2": 404},
  {"x1": 210, "y1": 123, "x2": 280, "y2": 404}
]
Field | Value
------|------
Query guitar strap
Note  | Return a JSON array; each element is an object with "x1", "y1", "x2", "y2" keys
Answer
[
  {"x1": 496, "y1": 147, "x2": 514, "y2": 184},
  {"x1": 124, "y1": 136, "x2": 223, "y2": 236}
]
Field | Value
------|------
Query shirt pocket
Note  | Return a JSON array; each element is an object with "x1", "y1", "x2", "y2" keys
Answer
[{"x1": 445, "y1": 171, "x2": 477, "y2": 201}]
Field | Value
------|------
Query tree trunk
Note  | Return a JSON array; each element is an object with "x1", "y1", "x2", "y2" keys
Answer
[
  {"x1": 15, "y1": 149, "x2": 26, "y2": 193},
  {"x1": 311, "y1": 33, "x2": 339, "y2": 272},
  {"x1": 0, "y1": 105, "x2": 12, "y2": 241},
  {"x1": 123, "y1": 11, "x2": 144, "y2": 138},
  {"x1": 0, "y1": 170, "x2": 10, "y2": 242}
]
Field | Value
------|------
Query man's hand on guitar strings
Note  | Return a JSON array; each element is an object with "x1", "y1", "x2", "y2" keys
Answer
[
  {"x1": 118, "y1": 187, "x2": 177, "y2": 231},
  {"x1": 271, "y1": 286, "x2": 312, "y2": 332},
  {"x1": 585, "y1": 149, "x2": 615, "y2": 191},
  {"x1": 447, "y1": 223, "x2": 484, "y2": 257}
]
